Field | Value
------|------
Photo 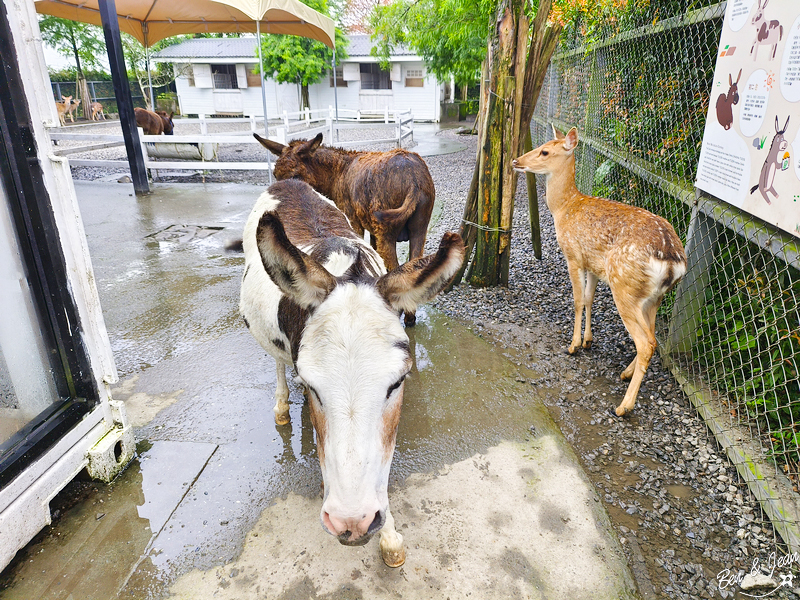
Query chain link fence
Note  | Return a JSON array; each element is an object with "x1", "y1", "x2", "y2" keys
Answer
[{"x1": 531, "y1": 0, "x2": 800, "y2": 551}]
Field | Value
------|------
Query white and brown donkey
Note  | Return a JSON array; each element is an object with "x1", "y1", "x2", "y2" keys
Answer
[
  {"x1": 513, "y1": 126, "x2": 686, "y2": 417},
  {"x1": 240, "y1": 178, "x2": 464, "y2": 567}
]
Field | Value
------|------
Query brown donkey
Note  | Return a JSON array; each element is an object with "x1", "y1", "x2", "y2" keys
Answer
[
  {"x1": 512, "y1": 126, "x2": 686, "y2": 416},
  {"x1": 254, "y1": 133, "x2": 435, "y2": 325}
]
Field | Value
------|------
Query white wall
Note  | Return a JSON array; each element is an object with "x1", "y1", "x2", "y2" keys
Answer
[
  {"x1": 174, "y1": 60, "x2": 441, "y2": 121},
  {"x1": 175, "y1": 63, "x2": 299, "y2": 117}
]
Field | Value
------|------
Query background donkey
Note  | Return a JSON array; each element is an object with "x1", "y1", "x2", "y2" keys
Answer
[
  {"x1": 254, "y1": 132, "x2": 435, "y2": 326},
  {"x1": 512, "y1": 126, "x2": 686, "y2": 417}
]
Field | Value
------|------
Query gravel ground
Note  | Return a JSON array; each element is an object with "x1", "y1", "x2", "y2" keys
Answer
[{"x1": 67, "y1": 123, "x2": 799, "y2": 599}]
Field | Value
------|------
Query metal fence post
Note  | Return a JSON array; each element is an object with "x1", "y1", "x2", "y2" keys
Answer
[
  {"x1": 666, "y1": 199, "x2": 722, "y2": 354},
  {"x1": 97, "y1": 0, "x2": 148, "y2": 194}
]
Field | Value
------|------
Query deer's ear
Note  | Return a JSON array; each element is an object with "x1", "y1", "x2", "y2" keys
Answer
[
  {"x1": 563, "y1": 127, "x2": 578, "y2": 151},
  {"x1": 551, "y1": 124, "x2": 565, "y2": 139}
]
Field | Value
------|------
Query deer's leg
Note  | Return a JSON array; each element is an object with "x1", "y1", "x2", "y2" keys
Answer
[
  {"x1": 274, "y1": 359, "x2": 290, "y2": 426},
  {"x1": 582, "y1": 272, "x2": 599, "y2": 349},
  {"x1": 615, "y1": 300, "x2": 657, "y2": 416},
  {"x1": 621, "y1": 356, "x2": 637, "y2": 380},
  {"x1": 379, "y1": 508, "x2": 405, "y2": 568},
  {"x1": 567, "y1": 264, "x2": 586, "y2": 354}
]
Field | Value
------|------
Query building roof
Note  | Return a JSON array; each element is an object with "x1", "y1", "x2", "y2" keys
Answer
[
  {"x1": 152, "y1": 34, "x2": 415, "y2": 61},
  {"x1": 153, "y1": 37, "x2": 259, "y2": 60}
]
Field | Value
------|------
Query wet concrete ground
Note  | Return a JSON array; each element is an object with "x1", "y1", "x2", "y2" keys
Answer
[{"x1": 0, "y1": 182, "x2": 637, "y2": 599}]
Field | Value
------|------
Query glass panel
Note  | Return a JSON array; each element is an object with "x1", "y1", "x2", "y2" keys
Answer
[{"x1": 0, "y1": 178, "x2": 60, "y2": 445}]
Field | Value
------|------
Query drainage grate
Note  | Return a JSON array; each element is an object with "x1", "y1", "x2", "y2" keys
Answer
[{"x1": 147, "y1": 225, "x2": 223, "y2": 243}]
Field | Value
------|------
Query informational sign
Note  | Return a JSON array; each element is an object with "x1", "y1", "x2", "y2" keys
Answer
[{"x1": 696, "y1": 0, "x2": 800, "y2": 239}]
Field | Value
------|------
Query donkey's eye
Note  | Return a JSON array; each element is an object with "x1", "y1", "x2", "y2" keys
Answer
[
  {"x1": 308, "y1": 385, "x2": 321, "y2": 403},
  {"x1": 386, "y1": 375, "x2": 407, "y2": 400}
]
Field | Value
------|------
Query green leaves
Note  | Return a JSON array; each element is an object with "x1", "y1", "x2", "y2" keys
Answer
[
  {"x1": 39, "y1": 16, "x2": 106, "y2": 77},
  {"x1": 368, "y1": 0, "x2": 494, "y2": 86},
  {"x1": 256, "y1": 0, "x2": 349, "y2": 108}
]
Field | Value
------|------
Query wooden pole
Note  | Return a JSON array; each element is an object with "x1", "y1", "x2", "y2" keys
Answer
[
  {"x1": 524, "y1": 128, "x2": 542, "y2": 259},
  {"x1": 97, "y1": 0, "x2": 149, "y2": 195}
]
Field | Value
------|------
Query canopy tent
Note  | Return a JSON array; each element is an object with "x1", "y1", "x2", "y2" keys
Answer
[
  {"x1": 34, "y1": 0, "x2": 335, "y2": 48},
  {"x1": 35, "y1": 0, "x2": 338, "y2": 192}
]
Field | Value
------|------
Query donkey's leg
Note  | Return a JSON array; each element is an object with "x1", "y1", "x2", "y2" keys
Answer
[
  {"x1": 582, "y1": 271, "x2": 599, "y2": 349},
  {"x1": 566, "y1": 263, "x2": 586, "y2": 354},
  {"x1": 614, "y1": 300, "x2": 656, "y2": 416},
  {"x1": 274, "y1": 359, "x2": 290, "y2": 426},
  {"x1": 379, "y1": 508, "x2": 405, "y2": 568}
]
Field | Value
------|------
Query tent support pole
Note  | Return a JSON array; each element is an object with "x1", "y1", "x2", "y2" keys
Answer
[
  {"x1": 332, "y1": 48, "x2": 339, "y2": 143},
  {"x1": 98, "y1": 0, "x2": 149, "y2": 194},
  {"x1": 257, "y1": 20, "x2": 272, "y2": 184}
]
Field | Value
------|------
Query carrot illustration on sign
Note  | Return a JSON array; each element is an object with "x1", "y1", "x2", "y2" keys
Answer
[{"x1": 750, "y1": 115, "x2": 790, "y2": 205}]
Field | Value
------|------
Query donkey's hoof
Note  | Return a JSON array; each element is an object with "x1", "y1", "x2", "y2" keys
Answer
[
  {"x1": 274, "y1": 411, "x2": 290, "y2": 426},
  {"x1": 380, "y1": 545, "x2": 406, "y2": 568}
]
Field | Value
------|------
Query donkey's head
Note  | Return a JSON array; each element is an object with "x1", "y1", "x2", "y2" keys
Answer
[
  {"x1": 728, "y1": 69, "x2": 742, "y2": 104},
  {"x1": 256, "y1": 213, "x2": 464, "y2": 545},
  {"x1": 156, "y1": 110, "x2": 175, "y2": 135},
  {"x1": 254, "y1": 132, "x2": 326, "y2": 183},
  {"x1": 751, "y1": 0, "x2": 767, "y2": 25}
]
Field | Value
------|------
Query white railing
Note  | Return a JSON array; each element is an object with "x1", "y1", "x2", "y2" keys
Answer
[{"x1": 48, "y1": 108, "x2": 414, "y2": 175}]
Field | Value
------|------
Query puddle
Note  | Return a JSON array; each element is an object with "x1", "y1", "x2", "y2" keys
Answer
[{"x1": 147, "y1": 225, "x2": 224, "y2": 243}]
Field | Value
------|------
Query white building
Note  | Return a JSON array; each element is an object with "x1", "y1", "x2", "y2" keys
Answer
[{"x1": 152, "y1": 35, "x2": 444, "y2": 121}]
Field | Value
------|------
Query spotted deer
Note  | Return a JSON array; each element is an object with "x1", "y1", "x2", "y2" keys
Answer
[
  {"x1": 55, "y1": 95, "x2": 72, "y2": 126},
  {"x1": 512, "y1": 126, "x2": 687, "y2": 417},
  {"x1": 90, "y1": 101, "x2": 105, "y2": 121}
]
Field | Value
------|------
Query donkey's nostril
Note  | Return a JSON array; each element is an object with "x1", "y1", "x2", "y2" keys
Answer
[{"x1": 366, "y1": 510, "x2": 384, "y2": 536}]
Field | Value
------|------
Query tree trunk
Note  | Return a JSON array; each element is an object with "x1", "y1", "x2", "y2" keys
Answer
[
  {"x1": 77, "y1": 77, "x2": 91, "y2": 120},
  {"x1": 300, "y1": 84, "x2": 310, "y2": 110},
  {"x1": 453, "y1": 0, "x2": 561, "y2": 287}
]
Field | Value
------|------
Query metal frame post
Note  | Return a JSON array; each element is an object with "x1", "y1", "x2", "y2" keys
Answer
[
  {"x1": 256, "y1": 20, "x2": 273, "y2": 183},
  {"x1": 332, "y1": 49, "x2": 339, "y2": 142},
  {"x1": 97, "y1": 0, "x2": 149, "y2": 194}
]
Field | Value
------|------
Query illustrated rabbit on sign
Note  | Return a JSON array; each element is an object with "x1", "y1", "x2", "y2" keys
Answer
[
  {"x1": 715, "y1": 69, "x2": 741, "y2": 130},
  {"x1": 750, "y1": 115, "x2": 790, "y2": 205}
]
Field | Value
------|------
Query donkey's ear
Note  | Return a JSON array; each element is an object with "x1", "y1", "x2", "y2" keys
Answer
[
  {"x1": 376, "y1": 232, "x2": 465, "y2": 314},
  {"x1": 300, "y1": 133, "x2": 324, "y2": 155},
  {"x1": 551, "y1": 124, "x2": 565, "y2": 139},
  {"x1": 254, "y1": 133, "x2": 286, "y2": 157},
  {"x1": 256, "y1": 212, "x2": 336, "y2": 309},
  {"x1": 563, "y1": 127, "x2": 579, "y2": 151}
]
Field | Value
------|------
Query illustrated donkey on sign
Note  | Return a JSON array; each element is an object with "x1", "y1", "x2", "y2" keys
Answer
[
  {"x1": 750, "y1": 115, "x2": 790, "y2": 205},
  {"x1": 750, "y1": 0, "x2": 783, "y2": 61},
  {"x1": 715, "y1": 69, "x2": 741, "y2": 131}
]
